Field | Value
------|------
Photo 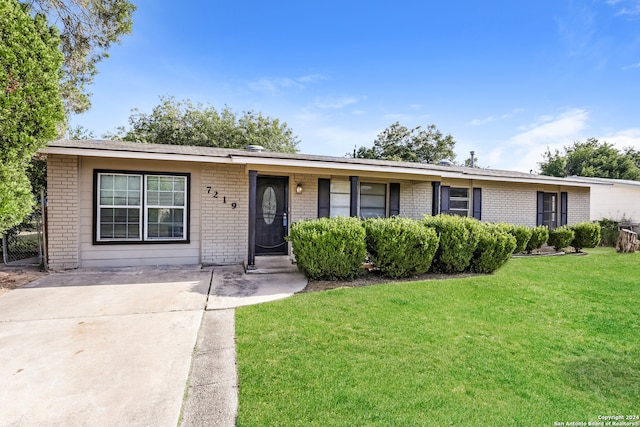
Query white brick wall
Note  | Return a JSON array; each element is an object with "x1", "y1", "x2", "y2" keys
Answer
[
  {"x1": 290, "y1": 173, "x2": 320, "y2": 222},
  {"x1": 567, "y1": 187, "x2": 590, "y2": 224},
  {"x1": 47, "y1": 154, "x2": 79, "y2": 270},
  {"x1": 201, "y1": 164, "x2": 248, "y2": 265},
  {"x1": 399, "y1": 180, "x2": 432, "y2": 219}
]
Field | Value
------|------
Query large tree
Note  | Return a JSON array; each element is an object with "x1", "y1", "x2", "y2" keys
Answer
[
  {"x1": 352, "y1": 122, "x2": 456, "y2": 163},
  {"x1": 28, "y1": 0, "x2": 135, "y2": 115},
  {"x1": 539, "y1": 138, "x2": 640, "y2": 180},
  {"x1": 107, "y1": 96, "x2": 300, "y2": 153},
  {"x1": 1, "y1": 0, "x2": 65, "y2": 234}
]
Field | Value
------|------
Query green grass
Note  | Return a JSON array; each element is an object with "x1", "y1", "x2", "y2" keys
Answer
[{"x1": 235, "y1": 248, "x2": 640, "y2": 426}]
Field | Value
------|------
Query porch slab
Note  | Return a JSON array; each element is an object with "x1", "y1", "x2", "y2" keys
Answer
[{"x1": 207, "y1": 265, "x2": 307, "y2": 310}]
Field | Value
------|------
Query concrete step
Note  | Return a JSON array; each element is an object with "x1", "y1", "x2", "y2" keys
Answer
[{"x1": 244, "y1": 256, "x2": 299, "y2": 274}]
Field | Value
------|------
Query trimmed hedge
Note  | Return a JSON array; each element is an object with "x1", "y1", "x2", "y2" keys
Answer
[
  {"x1": 526, "y1": 225, "x2": 549, "y2": 253},
  {"x1": 547, "y1": 226, "x2": 575, "y2": 252},
  {"x1": 570, "y1": 222, "x2": 601, "y2": 252},
  {"x1": 423, "y1": 215, "x2": 480, "y2": 274},
  {"x1": 472, "y1": 224, "x2": 517, "y2": 273},
  {"x1": 364, "y1": 217, "x2": 439, "y2": 278},
  {"x1": 497, "y1": 223, "x2": 533, "y2": 254},
  {"x1": 289, "y1": 217, "x2": 366, "y2": 280}
]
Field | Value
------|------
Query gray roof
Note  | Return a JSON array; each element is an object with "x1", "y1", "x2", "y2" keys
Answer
[{"x1": 44, "y1": 139, "x2": 591, "y2": 187}]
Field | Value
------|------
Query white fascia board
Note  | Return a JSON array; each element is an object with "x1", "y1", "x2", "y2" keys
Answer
[
  {"x1": 41, "y1": 146, "x2": 234, "y2": 164},
  {"x1": 231, "y1": 155, "x2": 591, "y2": 187}
]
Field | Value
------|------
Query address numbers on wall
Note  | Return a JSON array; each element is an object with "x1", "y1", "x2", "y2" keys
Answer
[{"x1": 206, "y1": 186, "x2": 237, "y2": 209}]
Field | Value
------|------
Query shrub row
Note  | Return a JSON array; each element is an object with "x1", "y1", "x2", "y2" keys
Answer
[{"x1": 289, "y1": 217, "x2": 603, "y2": 280}]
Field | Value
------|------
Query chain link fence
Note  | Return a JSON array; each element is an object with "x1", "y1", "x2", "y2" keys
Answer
[{"x1": 1, "y1": 203, "x2": 45, "y2": 267}]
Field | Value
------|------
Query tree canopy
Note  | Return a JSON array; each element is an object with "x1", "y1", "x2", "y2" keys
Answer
[
  {"x1": 539, "y1": 138, "x2": 640, "y2": 181},
  {"x1": 28, "y1": 0, "x2": 136, "y2": 115},
  {"x1": 1, "y1": 0, "x2": 65, "y2": 233},
  {"x1": 351, "y1": 122, "x2": 456, "y2": 163},
  {"x1": 107, "y1": 96, "x2": 300, "y2": 153}
]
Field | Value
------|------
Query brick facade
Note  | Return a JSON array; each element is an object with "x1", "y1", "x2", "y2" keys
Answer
[
  {"x1": 200, "y1": 164, "x2": 248, "y2": 265},
  {"x1": 47, "y1": 154, "x2": 79, "y2": 270},
  {"x1": 399, "y1": 180, "x2": 432, "y2": 219}
]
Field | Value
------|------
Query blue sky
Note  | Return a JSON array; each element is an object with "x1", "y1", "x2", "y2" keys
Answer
[{"x1": 70, "y1": 0, "x2": 640, "y2": 172}]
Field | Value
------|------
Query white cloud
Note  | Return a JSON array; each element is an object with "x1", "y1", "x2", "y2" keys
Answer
[
  {"x1": 601, "y1": 128, "x2": 640, "y2": 149},
  {"x1": 247, "y1": 74, "x2": 328, "y2": 95},
  {"x1": 484, "y1": 108, "x2": 589, "y2": 172},
  {"x1": 468, "y1": 108, "x2": 524, "y2": 126},
  {"x1": 510, "y1": 109, "x2": 589, "y2": 147},
  {"x1": 313, "y1": 96, "x2": 358, "y2": 110},
  {"x1": 622, "y1": 61, "x2": 640, "y2": 70}
]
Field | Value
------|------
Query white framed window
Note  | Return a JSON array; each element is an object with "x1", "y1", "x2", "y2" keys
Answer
[
  {"x1": 360, "y1": 182, "x2": 386, "y2": 219},
  {"x1": 330, "y1": 180, "x2": 351, "y2": 218},
  {"x1": 96, "y1": 171, "x2": 189, "y2": 243},
  {"x1": 449, "y1": 187, "x2": 469, "y2": 216}
]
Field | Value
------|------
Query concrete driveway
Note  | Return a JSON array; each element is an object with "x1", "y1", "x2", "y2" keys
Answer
[{"x1": 0, "y1": 265, "x2": 307, "y2": 427}]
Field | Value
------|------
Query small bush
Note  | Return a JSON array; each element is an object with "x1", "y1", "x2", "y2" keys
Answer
[
  {"x1": 570, "y1": 222, "x2": 601, "y2": 252},
  {"x1": 547, "y1": 226, "x2": 575, "y2": 252},
  {"x1": 497, "y1": 223, "x2": 533, "y2": 254},
  {"x1": 364, "y1": 217, "x2": 439, "y2": 278},
  {"x1": 598, "y1": 218, "x2": 619, "y2": 247},
  {"x1": 289, "y1": 217, "x2": 366, "y2": 280},
  {"x1": 423, "y1": 215, "x2": 480, "y2": 273},
  {"x1": 526, "y1": 226, "x2": 549, "y2": 253},
  {"x1": 472, "y1": 224, "x2": 517, "y2": 273}
]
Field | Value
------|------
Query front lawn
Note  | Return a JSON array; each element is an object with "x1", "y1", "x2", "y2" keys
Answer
[{"x1": 235, "y1": 248, "x2": 640, "y2": 426}]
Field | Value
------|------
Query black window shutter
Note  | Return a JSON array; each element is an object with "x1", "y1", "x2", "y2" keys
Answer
[
  {"x1": 389, "y1": 183, "x2": 400, "y2": 217},
  {"x1": 472, "y1": 188, "x2": 482, "y2": 220},
  {"x1": 536, "y1": 191, "x2": 544, "y2": 226},
  {"x1": 560, "y1": 192, "x2": 568, "y2": 226},
  {"x1": 349, "y1": 176, "x2": 359, "y2": 217},
  {"x1": 318, "y1": 178, "x2": 330, "y2": 218},
  {"x1": 440, "y1": 186, "x2": 451, "y2": 215},
  {"x1": 432, "y1": 182, "x2": 441, "y2": 215}
]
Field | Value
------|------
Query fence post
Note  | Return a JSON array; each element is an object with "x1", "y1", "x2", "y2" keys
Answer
[{"x1": 2, "y1": 234, "x2": 8, "y2": 265}]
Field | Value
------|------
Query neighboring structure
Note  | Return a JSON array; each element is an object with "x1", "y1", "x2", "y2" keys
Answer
[
  {"x1": 42, "y1": 140, "x2": 591, "y2": 270},
  {"x1": 566, "y1": 176, "x2": 640, "y2": 223}
]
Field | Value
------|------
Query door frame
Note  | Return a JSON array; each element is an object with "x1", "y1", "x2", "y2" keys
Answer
[{"x1": 247, "y1": 171, "x2": 289, "y2": 269}]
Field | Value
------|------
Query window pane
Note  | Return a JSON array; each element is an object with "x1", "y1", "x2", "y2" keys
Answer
[
  {"x1": 360, "y1": 194, "x2": 385, "y2": 207},
  {"x1": 450, "y1": 200, "x2": 469, "y2": 210},
  {"x1": 114, "y1": 175, "x2": 128, "y2": 190},
  {"x1": 100, "y1": 190, "x2": 113, "y2": 205},
  {"x1": 450, "y1": 209, "x2": 468, "y2": 217},
  {"x1": 450, "y1": 188, "x2": 468, "y2": 198},
  {"x1": 147, "y1": 176, "x2": 158, "y2": 191},
  {"x1": 147, "y1": 208, "x2": 184, "y2": 239},
  {"x1": 100, "y1": 174, "x2": 113, "y2": 190},
  {"x1": 174, "y1": 178, "x2": 185, "y2": 192},
  {"x1": 361, "y1": 183, "x2": 386, "y2": 196},
  {"x1": 128, "y1": 176, "x2": 141, "y2": 190},
  {"x1": 159, "y1": 177, "x2": 173, "y2": 191},
  {"x1": 330, "y1": 181, "x2": 350, "y2": 193},
  {"x1": 330, "y1": 193, "x2": 350, "y2": 207},
  {"x1": 128, "y1": 193, "x2": 141, "y2": 206},
  {"x1": 100, "y1": 224, "x2": 113, "y2": 238},
  {"x1": 100, "y1": 208, "x2": 114, "y2": 224},
  {"x1": 158, "y1": 192, "x2": 174, "y2": 205},
  {"x1": 331, "y1": 207, "x2": 351, "y2": 218},
  {"x1": 361, "y1": 208, "x2": 386, "y2": 219},
  {"x1": 113, "y1": 191, "x2": 127, "y2": 205},
  {"x1": 174, "y1": 192, "x2": 185, "y2": 206}
]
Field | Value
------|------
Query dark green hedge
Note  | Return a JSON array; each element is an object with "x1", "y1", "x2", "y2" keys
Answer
[
  {"x1": 497, "y1": 223, "x2": 533, "y2": 254},
  {"x1": 289, "y1": 217, "x2": 366, "y2": 280},
  {"x1": 547, "y1": 226, "x2": 575, "y2": 252},
  {"x1": 597, "y1": 218, "x2": 619, "y2": 247},
  {"x1": 526, "y1": 225, "x2": 549, "y2": 253},
  {"x1": 364, "y1": 217, "x2": 439, "y2": 278},
  {"x1": 422, "y1": 215, "x2": 480, "y2": 274},
  {"x1": 472, "y1": 224, "x2": 517, "y2": 273},
  {"x1": 570, "y1": 222, "x2": 601, "y2": 252}
]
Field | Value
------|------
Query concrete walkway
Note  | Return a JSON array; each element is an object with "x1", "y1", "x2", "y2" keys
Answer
[{"x1": 0, "y1": 264, "x2": 307, "y2": 427}]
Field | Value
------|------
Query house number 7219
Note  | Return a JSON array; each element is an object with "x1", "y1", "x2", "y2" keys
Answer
[{"x1": 206, "y1": 186, "x2": 237, "y2": 209}]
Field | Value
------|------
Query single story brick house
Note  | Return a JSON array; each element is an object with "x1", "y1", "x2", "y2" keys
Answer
[{"x1": 41, "y1": 140, "x2": 591, "y2": 270}]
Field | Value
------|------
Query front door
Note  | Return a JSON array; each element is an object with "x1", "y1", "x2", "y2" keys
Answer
[{"x1": 255, "y1": 176, "x2": 288, "y2": 255}]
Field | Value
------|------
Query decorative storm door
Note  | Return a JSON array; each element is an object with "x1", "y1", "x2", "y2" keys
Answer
[{"x1": 255, "y1": 176, "x2": 288, "y2": 255}]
